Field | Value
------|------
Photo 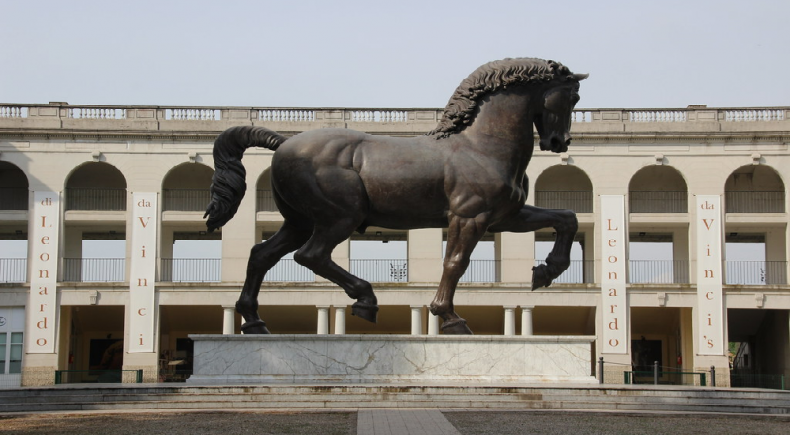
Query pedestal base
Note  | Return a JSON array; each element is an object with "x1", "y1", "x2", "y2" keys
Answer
[{"x1": 187, "y1": 335, "x2": 596, "y2": 385}]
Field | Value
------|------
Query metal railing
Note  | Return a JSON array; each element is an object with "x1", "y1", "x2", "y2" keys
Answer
[
  {"x1": 256, "y1": 189, "x2": 278, "y2": 212},
  {"x1": 162, "y1": 188, "x2": 211, "y2": 212},
  {"x1": 55, "y1": 369, "x2": 142, "y2": 384},
  {"x1": 61, "y1": 258, "x2": 125, "y2": 282},
  {"x1": 263, "y1": 259, "x2": 315, "y2": 282},
  {"x1": 65, "y1": 187, "x2": 126, "y2": 211},
  {"x1": 534, "y1": 191, "x2": 593, "y2": 213},
  {"x1": 725, "y1": 191, "x2": 785, "y2": 213},
  {"x1": 730, "y1": 372, "x2": 786, "y2": 390},
  {"x1": 534, "y1": 260, "x2": 594, "y2": 284},
  {"x1": 160, "y1": 258, "x2": 221, "y2": 282},
  {"x1": 0, "y1": 187, "x2": 28, "y2": 210},
  {"x1": 350, "y1": 259, "x2": 408, "y2": 282},
  {"x1": 625, "y1": 370, "x2": 706, "y2": 386},
  {"x1": 629, "y1": 260, "x2": 689, "y2": 284},
  {"x1": 725, "y1": 261, "x2": 787, "y2": 285},
  {"x1": 629, "y1": 191, "x2": 687, "y2": 213},
  {"x1": 459, "y1": 260, "x2": 498, "y2": 283},
  {"x1": 0, "y1": 258, "x2": 26, "y2": 283}
]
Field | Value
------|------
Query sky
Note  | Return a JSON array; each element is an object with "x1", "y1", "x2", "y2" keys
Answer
[
  {"x1": 1, "y1": 0, "x2": 789, "y2": 109},
  {"x1": 0, "y1": 0, "x2": 779, "y2": 263}
]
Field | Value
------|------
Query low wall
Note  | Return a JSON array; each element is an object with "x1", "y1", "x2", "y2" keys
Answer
[{"x1": 187, "y1": 334, "x2": 597, "y2": 385}]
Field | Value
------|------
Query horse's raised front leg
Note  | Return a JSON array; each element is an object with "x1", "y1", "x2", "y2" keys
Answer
[
  {"x1": 293, "y1": 219, "x2": 379, "y2": 324},
  {"x1": 237, "y1": 221, "x2": 310, "y2": 334},
  {"x1": 489, "y1": 205, "x2": 578, "y2": 290},
  {"x1": 430, "y1": 213, "x2": 489, "y2": 335}
]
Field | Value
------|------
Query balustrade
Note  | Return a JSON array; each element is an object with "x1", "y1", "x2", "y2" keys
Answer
[
  {"x1": 628, "y1": 260, "x2": 689, "y2": 284},
  {"x1": 0, "y1": 258, "x2": 26, "y2": 283},
  {"x1": 628, "y1": 110, "x2": 687, "y2": 122},
  {"x1": 350, "y1": 110, "x2": 408, "y2": 122},
  {"x1": 725, "y1": 261, "x2": 787, "y2": 285},
  {"x1": 725, "y1": 109, "x2": 784, "y2": 122},
  {"x1": 68, "y1": 107, "x2": 126, "y2": 119},
  {"x1": 535, "y1": 191, "x2": 593, "y2": 213},
  {"x1": 0, "y1": 106, "x2": 26, "y2": 118},
  {"x1": 459, "y1": 260, "x2": 498, "y2": 283},
  {"x1": 534, "y1": 260, "x2": 593, "y2": 284},
  {"x1": 160, "y1": 258, "x2": 221, "y2": 282},
  {"x1": 162, "y1": 189, "x2": 212, "y2": 212},
  {"x1": 65, "y1": 188, "x2": 126, "y2": 211},
  {"x1": 61, "y1": 258, "x2": 125, "y2": 282},
  {"x1": 263, "y1": 259, "x2": 314, "y2": 282},
  {"x1": 629, "y1": 191, "x2": 688, "y2": 213},
  {"x1": 0, "y1": 187, "x2": 29, "y2": 210},
  {"x1": 256, "y1": 190, "x2": 278, "y2": 212},
  {"x1": 257, "y1": 109, "x2": 315, "y2": 122},
  {"x1": 350, "y1": 259, "x2": 408, "y2": 282},
  {"x1": 725, "y1": 191, "x2": 785, "y2": 213},
  {"x1": 165, "y1": 108, "x2": 220, "y2": 121}
]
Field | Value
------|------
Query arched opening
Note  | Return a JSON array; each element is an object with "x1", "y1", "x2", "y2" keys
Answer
[
  {"x1": 255, "y1": 168, "x2": 277, "y2": 212},
  {"x1": 161, "y1": 163, "x2": 214, "y2": 212},
  {"x1": 628, "y1": 166, "x2": 688, "y2": 213},
  {"x1": 534, "y1": 165, "x2": 593, "y2": 213},
  {"x1": 724, "y1": 165, "x2": 785, "y2": 213},
  {"x1": 0, "y1": 161, "x2": 29, "y2": 210},
  {"x1": 65, "y1": 162, "x2": 127, "y2": 211}
]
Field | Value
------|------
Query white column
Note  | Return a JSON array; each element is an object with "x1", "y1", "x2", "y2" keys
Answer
[
  {"x1": 317, "y1": 306, "x2": 330, "y2": 334},
  {"x1": 428, "y1": 312, "x2": 439, "y2": 336},
  {"x1": 410, "y1": 306, "x2": 423, "y2": 335},
  {"x1": 504, "y1": 306, "x2": 516, "y2": 336},
  {"x1": 222, "y1": 306, "x2": 235, "y2": 335},
  {"x1": 334, "y1": 306, "x2": 346, "y2": 335},
  {"x1": 521, "y1": 306, "x2": 534, "y2": 336}
]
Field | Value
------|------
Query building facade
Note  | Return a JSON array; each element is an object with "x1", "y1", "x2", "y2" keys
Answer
[{"x1": 1, "y1": 103, "x2": 789, "y2": 388}]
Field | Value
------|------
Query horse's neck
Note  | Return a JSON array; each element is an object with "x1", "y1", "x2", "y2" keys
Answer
[{"x1": 462, "y1": 91, "x2": 536, "y2": 172}]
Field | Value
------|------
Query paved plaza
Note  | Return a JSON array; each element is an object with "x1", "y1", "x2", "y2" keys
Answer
[{"x1": 1, "y1": 409, "x2": 789, "y2": 435}]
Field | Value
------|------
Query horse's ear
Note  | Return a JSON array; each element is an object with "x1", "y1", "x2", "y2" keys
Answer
[{"x1": 572, "y1": 73, "x2": 589, "y2": 81}]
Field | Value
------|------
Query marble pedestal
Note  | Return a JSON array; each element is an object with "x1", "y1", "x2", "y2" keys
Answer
[{"x1": 187, "y1": 335, "x2": 596, "y2": 385}]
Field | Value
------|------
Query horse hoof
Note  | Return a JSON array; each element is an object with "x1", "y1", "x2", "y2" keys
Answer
[
  {"x1": 351, "y1": 302, "x2": 379, "y2": 323},
  {"x1": 531, "y1": 265, "x2": 553, "y2": 290},
  {"x1": 241, "y1": 320, "x2": 270, "y2": 334},
  {"x1": 441, "y1": 319, "x2": 473, "y2": 335}
]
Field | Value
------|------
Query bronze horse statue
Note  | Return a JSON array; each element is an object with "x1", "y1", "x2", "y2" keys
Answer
[{"x1": 205, "y1": 57, "x2": 587, "y2": 334}]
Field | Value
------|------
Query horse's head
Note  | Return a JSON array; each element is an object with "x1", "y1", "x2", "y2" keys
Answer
[{"x1": 535, "y1": 73, "x2": 588, "y2": 153}]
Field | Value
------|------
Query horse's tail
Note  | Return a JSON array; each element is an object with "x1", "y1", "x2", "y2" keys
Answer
[{"x1": 204, "y1": 126, "x2": 287, "y2": 232}]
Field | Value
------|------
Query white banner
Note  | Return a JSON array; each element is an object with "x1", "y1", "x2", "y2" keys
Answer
[
  {"x1": 27, "y1": 191, "x2": 59, "y2": 354},
  {"x1": 600, "y1": 195, "x2": 628, "y2": 354},
  {"x1": 696, "y1": 195, "x2": 724, "y2": 355},
  {"x1": 128, "y1": 192, "x2": 157, "y2": 353}
]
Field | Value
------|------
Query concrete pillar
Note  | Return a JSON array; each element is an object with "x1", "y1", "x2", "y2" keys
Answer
[
  {"x1": 672, "y1": 227, "x2": 690, "y2": 283},
  {"x1": 496, "y1": 233, "x2": 534, "y2": 282},
  {"x1": 334, "y1": 306, "x2": 346, "y2": 335},
  {"x1": 317, "y1": 306, "x2": 330, "y2": 334},
  {"x1": 428, "y1": 312, "x2": 439, "y2": 336},
  {"x1": 408, "y1": 228, "x2": 443, "y2": 282},
  {"x1": 521, "y1": 306, "x2": 534, "y2": 336},
  {"x1": 222, "y1": 306, "x2": 235, "y2": 335},
  {"x1": 410, "y1": 306, "x2": 422, "y2": 335},
  {"x1": 503, "y1": 306, "x2": 516, "y2": 335},
  {"x1": 766, "y1": 227, "x2": 787, "y2": 284}
]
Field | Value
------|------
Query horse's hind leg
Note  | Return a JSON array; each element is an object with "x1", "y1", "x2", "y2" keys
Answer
[
  {"x1": 237, "y1": 221, "x2": 310, "y2": 334},
  {"x1": 293, "y1": 220, "x2": 379, "y2": 323},
  {"x1": 488, "y1": 205, "x2": 578, "y2": 290}
]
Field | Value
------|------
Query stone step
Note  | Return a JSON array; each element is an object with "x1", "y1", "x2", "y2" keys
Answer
[{"x1": 1, "y1": 385, "x2": 788, "y2": 414}]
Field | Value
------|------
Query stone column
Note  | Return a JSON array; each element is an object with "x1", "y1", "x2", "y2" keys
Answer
[
  {"x1": 316, "y1": 306, "x2": 330, "y2": 334},
  {"x1": 428, "y1": 312, "x2": 439, "y2": 336},
  {"x1": 407, "y1": 229, "x2": 443, "y2": 282},
  {"x1": 222, "y1": 306, "x2": 235, "y2": 335},
  {"x1": 334, "y1": 306, "x2": 346, "y2": 335},
  {"x1": 496, "y1": 233, "x2": 534, "y2": 282},
  {"x1": 410, "y1": 306, "x2": 422, "y2": 335},
  {"x1": 521, "y1": 306, "x2": 534, "y2": 336},
  {"x1": 504, "y1": 306, "x2": 516, "y2": 336}
]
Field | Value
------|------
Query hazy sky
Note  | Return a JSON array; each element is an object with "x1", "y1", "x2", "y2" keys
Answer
[{"x1": 2, "y1": 0, "x2": 788, "y2": 109}]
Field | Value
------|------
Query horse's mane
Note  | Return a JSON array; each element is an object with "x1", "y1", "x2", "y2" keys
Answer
[{"x1": 428, "y1": 58, "x2": 574, "y2": 138}]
